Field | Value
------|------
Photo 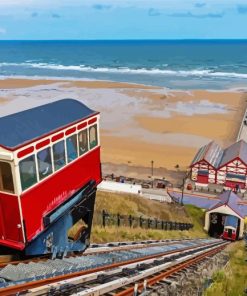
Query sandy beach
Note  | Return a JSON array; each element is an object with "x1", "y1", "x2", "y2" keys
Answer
[{"x1": 0, "y1": 78, "x2": 246, "y2": 183}]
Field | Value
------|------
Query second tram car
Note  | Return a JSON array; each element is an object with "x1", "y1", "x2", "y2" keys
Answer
[{"x1": 222, "y1": 215, "x2": 238, "y2": 241}]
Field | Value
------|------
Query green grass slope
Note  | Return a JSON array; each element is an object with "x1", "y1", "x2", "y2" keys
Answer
[
  {"x1": 205, "y1": 241, "x2": 247, "y2": 296},
  {"x1": 91, "y1": 191, "x2": 207, "y2": 243}
]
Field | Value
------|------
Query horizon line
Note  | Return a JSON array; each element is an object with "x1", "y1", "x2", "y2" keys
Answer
[{"x1": 0, "y1": 38, "x2": 247, "y2": 42}]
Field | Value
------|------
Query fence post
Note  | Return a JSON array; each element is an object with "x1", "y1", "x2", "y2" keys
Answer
[
  {"x1": 129, "y1": 215, "x2": 133, "y2": 228},
  {"x1": 155, "y1": 219, "x2": 158, "y2": 229},
  {"x1": 139, "y1": 216, "x2": 143, "y2": 228},
  {"x1": 117, "y1": 213, "x2": 121, "y2": 227},
  {"x1": 102, "y1": 210, "x2": 106, "y2": 228},
  {"x1": 161, "y1": 220, "x2": 164, "y2": 230}
]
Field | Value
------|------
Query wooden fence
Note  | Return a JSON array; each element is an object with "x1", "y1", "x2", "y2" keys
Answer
[{"x1": 95, "y1": 210, "x2": 193, "y2": 231}]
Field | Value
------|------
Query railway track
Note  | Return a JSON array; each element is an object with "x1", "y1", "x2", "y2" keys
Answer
[
  {"x1": 0, "y1": 238, "x2": 201, "y2": 268},
  {"x1": 0, "y1": 238, "x2": 228, "y2": 295}
]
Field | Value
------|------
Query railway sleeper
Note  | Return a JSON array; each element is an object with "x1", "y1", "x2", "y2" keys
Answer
[{"x1": 0, "y1": 240, "x2": 227, "y2": 294}]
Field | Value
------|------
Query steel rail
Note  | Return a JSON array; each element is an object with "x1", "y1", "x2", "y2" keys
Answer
[
  {"x1": 27, "y1": 242, "x2": 216, "y2": 296},
  {"x1": 27, "y1": 241, "x2": 226, "y2": 296},
  {"x1": 115, "y1": 242, "x2": 228, "y2": 296},
  {"x1": 0, "y1": 239, "x2": 191, "y2": 268},
  {"x1": 70, "y1": 242, "x2": 228, "y2": 296},
  {"x1": 0, "y1": 240, "x2": 172, "y2": 269},
  {"x1": 0, "y1": 240, "x2": 220, "y2": 296}
]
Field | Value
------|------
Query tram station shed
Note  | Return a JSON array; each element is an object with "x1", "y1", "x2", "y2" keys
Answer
[{"x1": 204, "y1": 191, "x2": 245, "y2": 239}]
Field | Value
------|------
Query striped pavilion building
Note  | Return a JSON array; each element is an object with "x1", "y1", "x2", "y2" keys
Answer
[{"x1": 190, "y1": 140, "x2": 247, "y2": 190}]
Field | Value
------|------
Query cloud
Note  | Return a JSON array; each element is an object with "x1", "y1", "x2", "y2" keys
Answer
[
  {"x1": 92, "y1": 4, "x2": 112, "y2": 10},
  {"x1": 237, "y1": 5, "x2": 247, "y2": 14},
  {"x1": 169, "y1": 11, "x2": 225, "y2": 18},
  {"x1": 0, "y1": 28, "x2": 6, "y2": 34},
  {"x1": 148, "y1": 8, "x2": 161, "y2": 16},
  {"x1": 31, "y1": 12, "x2": 38, "y2": 17},
  {"x1": 194, "y1": 2, "x2": 206, "y2": 8},
  {"x1": 52, "y1": 13, "x2": 61, "y2": 18}
]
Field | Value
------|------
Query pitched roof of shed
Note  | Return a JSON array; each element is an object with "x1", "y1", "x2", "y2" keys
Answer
[
  {"x1": 219, "y1": 140, "x2": 247, "y2": 167},
  {"x1": 0, "y1": 99, "x2": 97, "y2": 150},
  {"x1": 190, "y1": 141, "x2": 224, "y2": 168},
  {"x1": 207, "y1": 191, "x2": 245, "y2": 218}
]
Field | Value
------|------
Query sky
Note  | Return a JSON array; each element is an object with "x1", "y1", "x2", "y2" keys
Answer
[{"x1": 0, "y1": 0, "x2": 247, "y2": 40}]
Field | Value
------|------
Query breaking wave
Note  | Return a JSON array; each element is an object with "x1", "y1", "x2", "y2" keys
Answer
[{"x1": 1, "y1": 62, "x2": 247, "y2": 79}]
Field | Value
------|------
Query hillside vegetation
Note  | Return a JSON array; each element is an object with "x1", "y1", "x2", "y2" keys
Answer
[
  {"x1": 91, "y1": 191, "x2": 207, "y2": 243},
  {"x1": 205, "y1": 241, "x2": 247, "y2": 296}
]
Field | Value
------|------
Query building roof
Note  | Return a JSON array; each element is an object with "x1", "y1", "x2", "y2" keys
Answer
[
  {"x1": 190, "y1": 141, "x2": 224, "y2": 168},
  {"x1": 219, "y1": 140, "x2": 247, "y2": 167},
  {"x1": 207, "y1": 190, "x2": 245, "y2": 218},
  {"x1": 191, "y1": 140, "x2": 247, "y2": 169},
  {"x1": 0, "y1": 99, "x2": 97, "y2": 150}
]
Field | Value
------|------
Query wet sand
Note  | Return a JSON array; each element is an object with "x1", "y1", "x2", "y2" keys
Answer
[
  {"x1": 0, "y1": 78, "x2": 246, "y2": 181},
  {"x1": 0, "y1": 78, "x2": 157, "y2": 90}
]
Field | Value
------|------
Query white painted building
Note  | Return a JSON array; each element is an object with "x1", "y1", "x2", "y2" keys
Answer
[{"x1": 98, "y1": 180, "x2": 142, "y2": 195}]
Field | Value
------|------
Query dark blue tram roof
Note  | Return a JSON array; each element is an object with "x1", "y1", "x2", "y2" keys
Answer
[{"x1": 0, "y1": 99, "x2": 97, "y2": 150}]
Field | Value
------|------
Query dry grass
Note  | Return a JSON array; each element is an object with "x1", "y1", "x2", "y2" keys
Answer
[
  {"x1": 205, "y1": 241, "x2": 247, "y2": 296},
  {"x1": 91, "y1": 226, "x2": 205, "y2": 243},
  {"x1": 91, "y1": 191, "x2": 207, "y2": 243},
  {"x1": 94, "y1": 191, "x2": 191, "y2": 221}
]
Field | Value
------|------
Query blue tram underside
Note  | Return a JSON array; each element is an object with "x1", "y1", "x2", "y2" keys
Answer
[{"x1": 0, "y1": 180, "x2": 97, "y2": 258}]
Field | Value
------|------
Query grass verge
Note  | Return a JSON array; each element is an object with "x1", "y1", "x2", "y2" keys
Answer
[{"x1": 205, "y1": 241, "x2": 247, "y2": 296}]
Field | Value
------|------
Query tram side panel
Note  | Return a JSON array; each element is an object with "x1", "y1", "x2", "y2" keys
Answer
[{"x1": 20, "y1": 147, "x2": 101, "y2": 243}]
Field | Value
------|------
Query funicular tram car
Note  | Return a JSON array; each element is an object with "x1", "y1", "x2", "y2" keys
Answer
[
  {"x1": 0, "y1": 99, "x2": 101, "y2": 257},
  {"x1": 222, "y1": 215, "x2": 238, "y2": 241}
]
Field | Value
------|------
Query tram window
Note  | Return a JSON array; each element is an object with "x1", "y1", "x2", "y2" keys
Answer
[
  {"x1": 66, "y1": 134, "x2": 78, "y2": 163},
  {"x1": 89, "y1": 125, "x2": 98, "y2": 149},
  {"x1": 53, "y1": 140, "x2": 66, "y2": 171},
  {"x1": 78, "y1": 129, "x2": 88, "y2": 155},
  {"x1": 0, "y1": 162, "x2": 14, "y2": 193},
  {"x1": 37, "y1": 147, "x2": 53, "y2": 180},
  {"x1": 19, "y1": 155, "x2": 37, "y2": 191}
]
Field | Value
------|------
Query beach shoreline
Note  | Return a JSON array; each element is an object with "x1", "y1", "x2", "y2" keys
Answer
[
  {"x1": 1, "y1": 76, "x2": 247, "y2": 92},
  {"x1": 0, "y1": 77, "x2": 246, "y2": 183}
]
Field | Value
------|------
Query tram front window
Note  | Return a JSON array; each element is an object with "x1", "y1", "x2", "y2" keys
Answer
[{"x1": 0, "y1": 161, "x2": 14, "y2": 194}]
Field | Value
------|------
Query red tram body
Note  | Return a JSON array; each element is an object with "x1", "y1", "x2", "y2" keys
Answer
[
  {"x1": 221, "y1": 215, "x2": 238, "y2": 241},
  {"x1": 222, "y1": 227, "x2": 237, "y2": 241},
  {"x1": 0, "y1": 99, "x2": 101, "y2": 256}
]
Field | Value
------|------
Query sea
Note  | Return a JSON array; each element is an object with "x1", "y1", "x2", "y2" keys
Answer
[{"x1": 0, "y1": 40, "x2": 247, "y2": 90}]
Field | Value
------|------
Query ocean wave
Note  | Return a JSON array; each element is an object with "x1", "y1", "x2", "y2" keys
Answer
[{"x1": 1, "y1": 62, "x2": 247, "y2": 79}]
